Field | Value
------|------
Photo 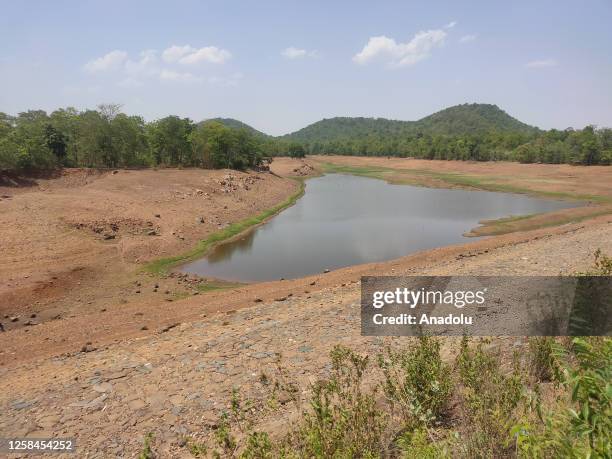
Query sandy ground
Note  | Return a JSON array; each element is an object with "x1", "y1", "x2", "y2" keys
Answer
[
  {"x1": 0, "y1": 166, "x2": 297, "y2": 331},
  {"x1": 0, "y1": 156, "x2": 611, "y2": 456}
]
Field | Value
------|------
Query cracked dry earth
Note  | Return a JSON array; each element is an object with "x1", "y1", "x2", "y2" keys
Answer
[{"x1": 1, "y1": 219, "x2": 611, "y2": 458}]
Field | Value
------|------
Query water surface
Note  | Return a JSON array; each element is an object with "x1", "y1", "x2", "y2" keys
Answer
[{"x1": 182, "y1": 174, "x2": 578, "y2": 282}]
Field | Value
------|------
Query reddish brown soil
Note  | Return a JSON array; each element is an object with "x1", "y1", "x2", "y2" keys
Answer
[{"x1": 0, "y1": 157, "x2": 610, "y2": 367}]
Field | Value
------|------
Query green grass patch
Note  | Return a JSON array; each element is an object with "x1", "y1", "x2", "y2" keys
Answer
[
  {"x1": 143, "y1": 179, "x2": 305, "y2": 275},
  {"x1": 470, "y1": 207, "x2": 612, "y2": 236},
  {"x1": 196, "y1": 280, "x2": 242, "y2": 292}
]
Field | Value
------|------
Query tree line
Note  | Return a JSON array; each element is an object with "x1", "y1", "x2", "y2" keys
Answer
[
  {"x1": 1, "y1": 104, "x2": 610, "y2": 173},
  {"x1": 0, "y1": 104, "x2": 266, "y2": 172},
  {"x1": 294, "y1": 126, "x2": 612, "y2": 165}
]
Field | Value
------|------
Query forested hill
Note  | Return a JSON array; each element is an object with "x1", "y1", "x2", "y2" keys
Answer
[
  {"x1": 414, "y1": 104, "x2": 538, "y2": 135},
  {"x1": 1, "y1": 103, "x2": 610, "y2": 173},
  {"x1": 282, "y1": 104, "x2": 537, "y2": 143},
  {"x1": 206, "y1": 118, "x2": 269, "y2": 138}
]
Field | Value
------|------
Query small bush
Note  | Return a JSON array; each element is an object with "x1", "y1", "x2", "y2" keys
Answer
[
  {"x1": 138, "y1": 432, "x2": 155, "y2": 459},
  {"x1": 515, "y1": 337, "x2": 611, "y2": 458},
  {"x1": 455, "y1": 337, "x2": 524, "y2": 457},
  {"x1": 528, "y1": 337, "x2": 562, "y2": 383},
  {"x1": 396, "y1": 427, "x2": 453, "y2": 458},
  {"x1": 283, "y1": 345, "x2": 388, "y2": 458},
  {"x1": 378, "y1": 336, "x2": 452, "y2": 427}
]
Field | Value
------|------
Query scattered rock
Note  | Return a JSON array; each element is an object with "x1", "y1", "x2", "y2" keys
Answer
[
  {"x1": 154, "y1": 214, "x2": 161, "y2": 218},
  {"x1": 323, "y1": 269, "x2": 330, "y2": 273},
  {"x1": 147, "y1": 230, "x2": 157, "y2": 236},
  {"x1": 10, "y1": 316, "x2": 19, "y2": 323},
  {"x1": 103, "y1": 234, "x2": 115, "y2": 240},
  {"x1": 254, "y1": 298, "x2": 263, "y2": 303},
  {"x1": 81, "y1": 343, "x2": 96, "y2": 353},
  {"x1": 161, "y1": 323, "x2": 180, "y2": 333}
]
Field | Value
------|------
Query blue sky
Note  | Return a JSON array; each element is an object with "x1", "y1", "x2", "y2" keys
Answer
[{"x1": 1, "y1": 0, "x2": 611, "y2": 135}]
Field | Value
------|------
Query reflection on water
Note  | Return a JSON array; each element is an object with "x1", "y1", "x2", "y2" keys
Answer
[{"x1": 182, "y1": 174, "x2": 579, "y2": 282}]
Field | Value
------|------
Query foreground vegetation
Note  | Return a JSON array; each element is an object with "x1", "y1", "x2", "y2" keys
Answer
[
  {"x1": 138, "y1": 252, "x2": 611, "y2": 458},
  {"x1": 146, "y1": 333, "x2": 608, "y2": 458}
]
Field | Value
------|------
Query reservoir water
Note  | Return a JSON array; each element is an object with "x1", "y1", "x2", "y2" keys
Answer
[{"x1": 182, "y1": 174, "x2": 579, "y2": 282}]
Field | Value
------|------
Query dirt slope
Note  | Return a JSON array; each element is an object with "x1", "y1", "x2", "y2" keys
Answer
[{"x1": 1, "y1": 218, "x2": 611, "y2": 457}]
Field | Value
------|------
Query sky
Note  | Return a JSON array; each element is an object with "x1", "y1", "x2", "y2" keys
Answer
[{"x1": 1, "y1": 0, "x2": 611, "y2": 136}]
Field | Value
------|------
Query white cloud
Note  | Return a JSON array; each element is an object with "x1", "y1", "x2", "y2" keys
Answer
[
  {"x1": 159, "y1": 69, "x2": 201, "y2": 82},
  {"x1": 459, "y1": 34, "x2": 477, "y2": 43},
  {"x1": 179, "y1": 46, "x2": 232, "y2": 64},
  {"x1": 162, "y1": 45, "x2": 196, "y2": 63},
  {"x1": 84, "y1": 50, "x2": 128, "y2": 73},
  {"x1": 281, "y1": 47, "x2": 318, "y2": 59},
  {"x1": 125, "y1": 49, "x2": 159, "y2": 76},
  {"x1": 526, "y1": 58, "x2": 558, "y2": 68},
  {"x1": 444, "y1": 21, "x2": 457, "y2": 29},
  {"x1": 85, "y1": 45, "x2": 232, "y2": 85},
  {"x1": 162, "y1": 45, "x2": 231, "y2": 64},
  {"x1": 353, "y1": 29, "x2": 447, "y2": 67}
]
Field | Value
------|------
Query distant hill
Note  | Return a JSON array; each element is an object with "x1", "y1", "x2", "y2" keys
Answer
[
  {"x1": 282, "y1": 104, "x2": 538, "y2": 143},
  {"x1": 204, "y1": 105, "x2": 537, "y2": 143},
  {"x1": 414, "y1": 104, "x2": 538, "y2": 135},
  {"x1": 205, "y1": 118, "x2": 269, "y2": 138}
]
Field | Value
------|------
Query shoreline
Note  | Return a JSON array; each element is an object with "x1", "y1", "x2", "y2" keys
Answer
[{"x1": 0, "y1": 157, "x2": 611, "y2": 366}]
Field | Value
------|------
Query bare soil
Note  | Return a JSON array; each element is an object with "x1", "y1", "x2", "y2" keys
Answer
[{"x1": 0, "y1": 156, "x2": 611, "y2": 456}]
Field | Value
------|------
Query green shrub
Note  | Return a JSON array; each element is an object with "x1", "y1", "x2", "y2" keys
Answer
[
  {"x1": 456, "y1": 337, "x2": 524, "y2": 457},
  {"x1": 138, "y1": 432, "x2": 155, "y2": 459},
  {"x1": 515, "y1": 337, "x2": 611, "y2": 458},
  {"x1": 528, "y1": 337, "x2": 562, "y2": 383},
  {"x1": 283, "y1": 345, "x2": 388, "y2": 458},
  {"x1": 378, "y1": 336, "x2": 452, "y2": 427},
  {"x1": 396, "y1": 427, "x2": 453, "y2": 458}
]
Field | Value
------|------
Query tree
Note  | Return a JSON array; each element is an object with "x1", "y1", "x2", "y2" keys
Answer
[
  {"x1": 148, "y1": 116, "x2": 192, "y2": 166},
  {"x1": 288, "y1": 143, "x2": 306, "y2": 158},
  {"x1": 44, "y1": 124, "x2": 67, "y2": 163}
]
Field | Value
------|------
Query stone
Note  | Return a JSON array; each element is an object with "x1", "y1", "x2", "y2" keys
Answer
[
  {"x1": 93, "y1": 382, "x2": 113, "y2": 393},
  {"x1": 128, "y1": 399, "x2": 146, "y2": 410}
]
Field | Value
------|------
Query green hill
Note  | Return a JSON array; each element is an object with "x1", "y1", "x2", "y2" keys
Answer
[
  {"x1": 206, "y1": 118, "x2": 269, "y2": 137},
  {"x1": 415, "y1": 104, "x2": 537, "y2": 135},
  {"x1": 282, "y1": 104, "x2": 538, "y2": 143}
]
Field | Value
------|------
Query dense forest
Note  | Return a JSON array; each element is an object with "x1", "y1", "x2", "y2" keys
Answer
[
  {"x1": 275, "y1": 104, "x2": 612, "y2": 164},
  {"x1": 1, "y1": 103, "x2": 610, "y2": 173},
  {"x1": 0, "y1": 104, "x2": 267, "y2": 172}
]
